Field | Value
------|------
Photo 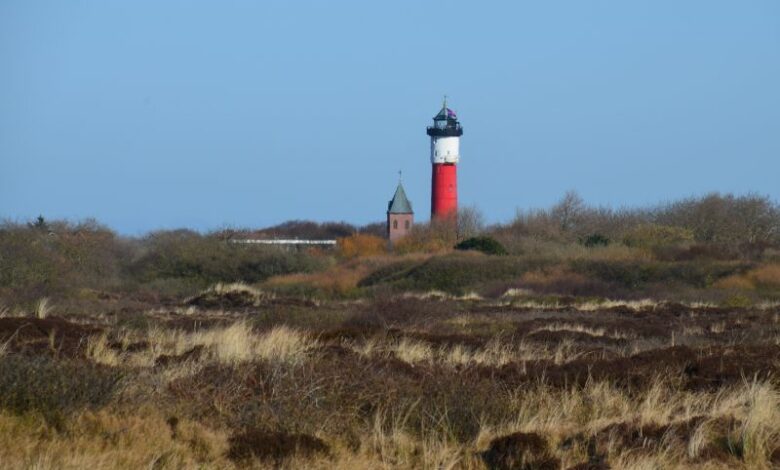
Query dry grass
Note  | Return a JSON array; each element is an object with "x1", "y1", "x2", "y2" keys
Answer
[
  {"x1": 265, "y1": 265, "x2": 367, "y2": 297},
  {"x1": 264, "y1": 253, "x2": 431, "y2": 297},
  {"x1": 714, "y1": 275, "x2": 756, "y2": 291},
  {"x1": 86, "y1": 333, "x2": 122, "y2": 367},
  {"x1": 85, "y1": 322, "x2": 318, "y2": 370},
  {"x1": 198, "y1": 323, "x2": 316, "y2": 365},
  {"x1": 401, "y1": 290, "x2": 483, "y2": 301},
  {"x1": 748, "y1": 264, "x2": 780, "y2": 289},
  {"x1": 33, "y1": 297, "x2": 53, "y2": 319},
  {"x1": 0, "y1": 407, "x2": 232, "y2": 469},
  {"x1": 2, "y1": 294, "x2": 778, "y2": 469},
  {"x1": 0, "y1": 336, "x2": 13, "y2": 357},
  {"x1": 209, "y1": 282, "x2": 271, "y2": 303},
  {"x1": 472, "y1": 378, "x2": 780, "y2": 469},
  {"x1": 347, "y1": 334, "x2": 592, "y2": 368},
  {"x1": 503, "y1": 296, "x2": 663, "y2": 312},
  {"x1": 532, "y1": 322, "x2": 635, "y2": 340},
  {"x1": 3, "y1": 376, "x2": 775, "y2": 469},
  {"x1": 365, "y1": 408, "x2": 472, "y2": 469},
  {"x1": 731, "y1": 379, "x2": 780, "y2": 468}
]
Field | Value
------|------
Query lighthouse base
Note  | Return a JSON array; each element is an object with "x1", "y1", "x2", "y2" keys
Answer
[{"x1": 431, "y1": 163, "x2": 458, "y2": 219}]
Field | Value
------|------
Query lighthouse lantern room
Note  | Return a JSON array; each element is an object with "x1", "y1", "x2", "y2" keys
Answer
[{"x1": 426, "y1": 98, "x2": 463, "y2": 219}]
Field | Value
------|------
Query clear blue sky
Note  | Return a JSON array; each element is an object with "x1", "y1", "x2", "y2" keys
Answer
[{"x1": 2, "y1": 1, "x2": 779, "y2": 234}]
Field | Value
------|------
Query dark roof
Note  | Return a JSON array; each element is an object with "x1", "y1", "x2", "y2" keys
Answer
[
  {"x1": 387, "y1": 183, "x2": 413, "y2": 214},
  {"x1": 434, "y1": 106, "x2": 457, "y2": 120}
]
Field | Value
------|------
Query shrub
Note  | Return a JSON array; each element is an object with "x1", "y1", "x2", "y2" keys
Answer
[
  {"x1": 580, "y1": 233, "x2": 610, "y2": 247},
  {"x1": 357, "y1": 259, "x2": 421, "y2": 288},
  {"x1": 746, "y1": 264, "x2": 780, "y2": 290},
  {"x1": 481, "y1": 432, "x2": 560, "y2": 470},
  {"x1": 623, "y1": 224, "x2": 694, "y2": 249},
  {"x1": 517, "y1": 266, "x2": 617, "y2": 297},
  {"x1": 128, "y1": 231, "x2": 328, "y2": 287},
  {"x1": 722, "y1": 294, "x2": 753, "y2": 308},
  {"x1": 0, "y1": 219, "x2": 127, "y2": 304},
  {"x1": 227, "y1": 429, "x2": 329, "y2": 463},
  {"x1": 714, "y1": 264, "x2": 780, "y2": 292},
  {"x1": 343, "y1": 296, "x2": 457, "y2": 329},
  {"x1": 392, "y1": 254, "x2": 547, "y2": 294},
  {"x1": 714, "y1": 275, "x2": 755, "y2": 291},
  {"x1": 337, "y1": 234, "x2": 386, "y2": 258},
  {"x1": 244, "y1": 220, "x2": 356, "y2": 239},
  {"x1": 0, "y1": 356, "x2": 121, "y2": 426},
  {"x1": 454, "y1": 237, "x2": 508, "y2": 255},
  {"x1": 656, "y1": 193, "x2": 780, "y2": 246},
  {"x1": 571, "y1": 259, "x2": 745, "y2": 289},
  {"x1": 393, "y1": 220, "x2": 458, "y2": 254}
]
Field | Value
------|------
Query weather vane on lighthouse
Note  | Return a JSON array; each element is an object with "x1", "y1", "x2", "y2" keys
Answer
[{"x1": 426, "y1": 96, "x2": 463, "y2": 219}]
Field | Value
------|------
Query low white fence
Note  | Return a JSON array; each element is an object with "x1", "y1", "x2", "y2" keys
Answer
[{"x1": 228, "y1": 239, "x2": 337, "y2": 246}]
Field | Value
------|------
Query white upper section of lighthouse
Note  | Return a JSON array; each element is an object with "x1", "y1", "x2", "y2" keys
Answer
[
  {"x1": 426, "y1": 98, "x2": 463, "y2": 164},
  {"x1": 431, "y1": 136, "x2": 460, "y2": 164}
]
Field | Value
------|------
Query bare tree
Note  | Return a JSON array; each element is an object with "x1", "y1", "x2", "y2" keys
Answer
[
  {"x1": 656, "y1": 193, "x2": 780, "y2": 246},
  {"x1": 551, "y1": 190, "x2": 585, "y2": 234},
  {"x1": 457, "y1": 206, "x2": 485, "y2": 240}
]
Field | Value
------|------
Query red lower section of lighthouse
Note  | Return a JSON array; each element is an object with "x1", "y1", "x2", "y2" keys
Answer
[{"x1": 431, "y1": 163, "x2": 458, "y2": 219}]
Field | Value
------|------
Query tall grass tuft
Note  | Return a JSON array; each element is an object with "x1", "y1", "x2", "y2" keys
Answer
[
  {"x1": 732, "y1": 379, "x2": 780, "y2": 467},
  {"x1": 33, "y1": 297, "x2": 53, "y2": 319},
  {"x1": 191, "y1": 322, "x2": 316, "y2": 366}
]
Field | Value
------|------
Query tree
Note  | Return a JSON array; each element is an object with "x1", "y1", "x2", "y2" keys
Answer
[
  {"x1": 551, "y1": 191, "x2": 585, "y2": 233},
  {"x1": 656, "y1": 193, "x2": 780, "y2": 246},
  {"x1": 29, "y1": 215, "x2": 48, "y2": 232},
  {"x1": 457, "y1": 206, "x2": 485, "y2": 240}
]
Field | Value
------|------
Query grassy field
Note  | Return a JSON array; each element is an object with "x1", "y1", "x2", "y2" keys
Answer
[{"x1": 0, "y1": 284, "x2": 778, "y2": 469}]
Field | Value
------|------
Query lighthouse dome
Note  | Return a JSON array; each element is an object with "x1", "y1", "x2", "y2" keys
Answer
[{"x1": 434, "y1": 106, "x2": 457, "y2": 121}]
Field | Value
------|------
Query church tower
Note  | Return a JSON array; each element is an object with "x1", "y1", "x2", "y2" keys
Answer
[{"x1": 387, "y1": 181, "x2": 414, "y2": 242}]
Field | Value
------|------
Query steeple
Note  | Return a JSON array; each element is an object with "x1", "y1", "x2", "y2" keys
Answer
[
  {"x1": 387, "y1": 182, "x2": 413, "y2": 214},
  {"x1": 387, "y1": 179, "x2": 414, "y2": 243}
]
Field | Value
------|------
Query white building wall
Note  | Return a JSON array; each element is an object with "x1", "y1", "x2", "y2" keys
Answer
[{"x1": 430, "y1": 136, "x2": 460, "y2": 164}]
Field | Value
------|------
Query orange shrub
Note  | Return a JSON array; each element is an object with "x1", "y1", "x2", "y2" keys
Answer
[
  {"x1": 519, "y1": 266, "x2": 590, "y2": 287},
  {"x1": 714, "y1": 263, "x2": 780, "y2": 291},
  {"x1": 337, "y1": 234, "x2": 387, "y2": 259},
  {"x1": 713, "y1": 275, "x2": 755, "y2": 291},
  {"x1": 747, "y1": 263, "x2": 780, "y2": 289}
]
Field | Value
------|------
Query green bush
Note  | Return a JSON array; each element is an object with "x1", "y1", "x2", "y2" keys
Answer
[
  {"x1": 0, "y1": 220, "x2": 127, "y2": 304},
  {"x1": 0, "y1": 356, "x2": 121, "y2": 426},
  {"x1": 128, "y1": 231, "x2": 329, "y2": 287},
  {"x1": 571, "y1": 259, "x2": 746, "y2": 289},
  {"x1": 454, "y1": 237, "x2": 508, "y2": 255},
  {"x1": 391, "y1": 255, "x2": 548, "y2": 294},
  {"x1": 623, "y1": 224, "x2": 694, "y2": 249},
  {"x1": 580, "y1": 233, "x2": 610, "y2": 247},
  {"x1": 357, "y1": 260, "x2": 421, "y2": 288}
]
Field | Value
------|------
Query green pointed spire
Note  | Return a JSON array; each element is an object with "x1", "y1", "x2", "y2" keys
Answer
[{"x1": 387, "y1": 182, "x2": 413, "y2": 214}]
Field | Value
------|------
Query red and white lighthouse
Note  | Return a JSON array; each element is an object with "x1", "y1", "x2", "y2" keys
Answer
[{"x1": 427, "y1": 98, "x2": 463, "y2": 219}]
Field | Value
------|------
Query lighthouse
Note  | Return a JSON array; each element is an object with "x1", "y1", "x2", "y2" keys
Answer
[{"x1": 427, "y1": 98, "x2": 463, "y2": 219}]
